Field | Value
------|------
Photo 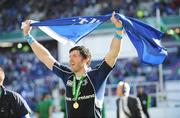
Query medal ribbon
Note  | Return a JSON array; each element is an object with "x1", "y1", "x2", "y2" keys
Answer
[{"x1": 72, "y1": 75, "x2": 85, "y2": 101}]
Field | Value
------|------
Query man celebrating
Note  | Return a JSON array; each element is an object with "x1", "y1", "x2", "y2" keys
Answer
[
  {"x1": 23, "y1": 12, "x2": 123, "y2": 118},
  {"x1": 0, "y1": 67, "x2": 31, "y2": 118}
]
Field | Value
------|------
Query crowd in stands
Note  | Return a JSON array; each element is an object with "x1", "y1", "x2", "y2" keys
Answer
[{"x1": 0, "y1": 0, "x2": 179, "y2": 32}]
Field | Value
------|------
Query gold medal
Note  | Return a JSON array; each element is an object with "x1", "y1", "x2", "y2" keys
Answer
[{"x1": 73, "y1": 102, "x2": 79, "y2": 109}]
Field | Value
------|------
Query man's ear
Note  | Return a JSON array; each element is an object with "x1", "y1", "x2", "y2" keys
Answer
[{"x1": 87, "y1": 57, "x2": 91, "y2": 66}]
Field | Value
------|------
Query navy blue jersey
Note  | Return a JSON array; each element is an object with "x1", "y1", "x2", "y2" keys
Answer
[{"x1": 53, "y1": 60, "x2": 113, "y2": 118}]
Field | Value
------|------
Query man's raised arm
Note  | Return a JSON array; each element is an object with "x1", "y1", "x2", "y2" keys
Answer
[
  {"x1": 23, "y1": 20, "x2": 56, "y2": 70},
  {"x1": 105, "y1": 12, "x2": 124, "y2": 68}
]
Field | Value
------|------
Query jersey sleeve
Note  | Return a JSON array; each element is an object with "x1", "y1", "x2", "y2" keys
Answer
[
  {"x1": 88, "y1": 60, "x2": 113, "y2": 99},
  {"x1": 96, "y1": 60, "x2": 114, "y2": 82},
  {"x1": 15, "y1": 93, "x2": 32, "y2": 117},
  {"x1": 52, "y1": 61, "x2": 73, "y2": 83},
  {"x1": 88, "y1": 60, "x2": 114, "y2": 93}
]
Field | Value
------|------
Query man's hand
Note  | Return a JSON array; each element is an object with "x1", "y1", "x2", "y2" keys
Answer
[
  {"x1": 23, "y1": 20, "x2": 32, "y2": 36},
  {"x1": 111, "y1": 11, "x2": 122, "y2": 28},
  {"x1": 111, "y1": 11, "x2": 124, "y2": 38}
]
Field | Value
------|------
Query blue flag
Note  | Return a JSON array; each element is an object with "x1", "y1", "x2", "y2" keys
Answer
[
  {"x1": 30, "y1": 14, "x2": 167, "y2": 65},
  {"x1": 114, "y1": 14, "x2": 167, "y2": 65},
  {"x1": 31, "y1": 15, "x2": 110, "y2": 44}
]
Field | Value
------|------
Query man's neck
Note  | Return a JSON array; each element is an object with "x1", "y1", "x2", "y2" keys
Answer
[
  {"x1": 75, "y1": 65, "x2": 88, "y2": 77},
  {"x1": 75, "y1": 71, "x2": 86, "y2": 77}
]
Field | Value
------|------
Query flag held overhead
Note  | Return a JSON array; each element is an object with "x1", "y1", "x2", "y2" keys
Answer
[
  {"x1": 28, "y1": 13, "x2": 167, "y2": 65},
  {"x1": 31, "y1": 15, "x2": 110, "y2": 44}
]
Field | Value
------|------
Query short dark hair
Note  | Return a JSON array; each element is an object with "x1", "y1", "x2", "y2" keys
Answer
[
  {"x1": 69, "y1": 46, "x2": 91, "y2": 66},
  {"x1": 42, "y1": 92, "x2": 50, "y2": 100}
]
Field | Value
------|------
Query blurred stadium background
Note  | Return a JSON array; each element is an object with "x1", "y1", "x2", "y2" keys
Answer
[{"x1": 0, "y1": 0, "x2": 180, "y2": 118}]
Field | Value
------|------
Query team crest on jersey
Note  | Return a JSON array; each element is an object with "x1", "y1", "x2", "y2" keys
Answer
[
  {"x1": 66, "y1": 80, "x2": 73, "y2": 87},
  {"x1": 82, "y1": 79, "x2": 88, "y2": 86}
]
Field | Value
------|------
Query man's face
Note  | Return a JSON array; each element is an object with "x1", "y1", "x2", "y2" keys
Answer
[
  {"x1": 0, "y1": 70, "x2": 5, "y2": 86},
  {"x1": 116, "y1": 85, "x2": 124, "y2": 96},
  {"x1": 69, "y1": 50, "x2": 87, "y2": 72},
  {"x1": 138, "y1": 87, "x2": 144, "y2": 94}
]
